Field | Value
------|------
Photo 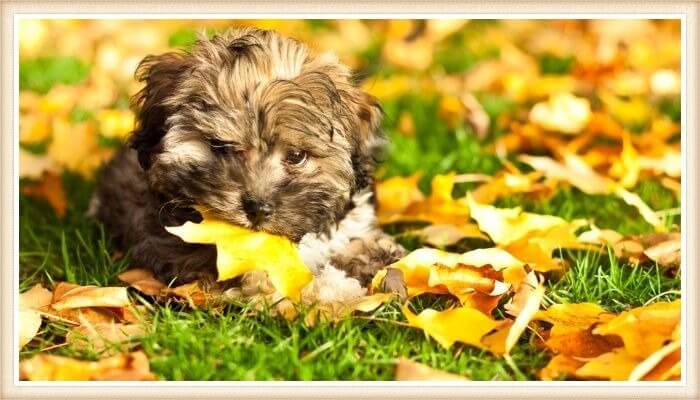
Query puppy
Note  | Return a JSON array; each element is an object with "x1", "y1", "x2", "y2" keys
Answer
[{"x1": 91, "y1": 28, "x2": 406, "y2": 296}]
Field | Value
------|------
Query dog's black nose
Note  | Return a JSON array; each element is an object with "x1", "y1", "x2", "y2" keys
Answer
[{"x1": 242, "y1": 198, "x2": 273, "y2": 224}]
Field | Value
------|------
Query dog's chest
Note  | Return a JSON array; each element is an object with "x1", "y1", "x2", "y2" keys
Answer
[{"x1": 297, "y1": 190, "x2": 376, "y2": 275}]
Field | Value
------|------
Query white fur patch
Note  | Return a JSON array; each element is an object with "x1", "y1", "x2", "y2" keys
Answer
[
  {"x1": 302, "y1": 264, "x2": 367, "y2": 305},
  {"x1": 160, "y1": 138, "x2": 210, "y2": 165},
  {"x1": 297, "y1": 190, "x2": 376, "y2": 275}
]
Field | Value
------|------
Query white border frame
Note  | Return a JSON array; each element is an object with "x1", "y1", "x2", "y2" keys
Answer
[{"x1": 2, "y1": 2, "x2": 697, "y2": 399}]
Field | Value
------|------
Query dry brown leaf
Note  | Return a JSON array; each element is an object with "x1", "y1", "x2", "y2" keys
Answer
[
  {"x1": 19, "y1": 309, "x2": 43, "y2": 350},
  {"x1": 643, "y1": 237, "x2": 681, "y2": 268},
  {"x1": 21, "y1": 283, "x2": 53, "y2": 310},
  {"x1": 395, "y1": 358, "x2": 468, "y2": 380},
  {"x1": 118, "y1": 268, "x2": 166, "y2": 296},
  {"x1": 66, "y1": 319, "x2": 145, "y2": 355},
  {"x1": 164, "y1": 281, "x2": 216, "y2": 307},
  {"x1": 19, "y1": 284, "x2": 54, "y2": 349},
  {"x1": 19, "y1": 149, "x2": 61, "y2": 179},
  {"x1": 51, "y1": 285, "x2": 130, "y2": 310},
  {"x1": 20, "y1": 351, "x2": 156, "y2": 381},
  {"x1": 21, "y1": 171, "x2": 67, "y2": 217}
]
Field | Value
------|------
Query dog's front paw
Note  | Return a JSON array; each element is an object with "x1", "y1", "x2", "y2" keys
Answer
[
  {"x1": 379, "y1": 267, "x2": 407, "y2": 302},
  {"x1": 331, "y1": 231, "x2": 407, "y2": 287}
]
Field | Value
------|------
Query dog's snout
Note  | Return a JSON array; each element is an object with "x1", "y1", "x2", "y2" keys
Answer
[{"x1": 242, "y1": 197, "x2": 273, "y2": 224}]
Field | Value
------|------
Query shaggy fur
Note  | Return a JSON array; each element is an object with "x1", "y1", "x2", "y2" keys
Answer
[{"x1": 92, "y1": 28, "x2": 406, "y2": 291}]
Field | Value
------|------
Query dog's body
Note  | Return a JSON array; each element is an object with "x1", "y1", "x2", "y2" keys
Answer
[{"x1": 92, "y1": 28, "x2": 405, "y2": 291}]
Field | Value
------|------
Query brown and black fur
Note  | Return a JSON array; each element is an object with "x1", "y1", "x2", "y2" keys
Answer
[{"x1": 92, "y1": 28, "x2": 406, "y2": 292}]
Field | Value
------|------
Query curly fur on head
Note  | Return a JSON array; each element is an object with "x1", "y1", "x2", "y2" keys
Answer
[
  {"x1": 92, "y1": 27, "x2": 405, "y2": 288},
  {"x1": 130, "y1": 27, "x2": 384, "y2": 241}
]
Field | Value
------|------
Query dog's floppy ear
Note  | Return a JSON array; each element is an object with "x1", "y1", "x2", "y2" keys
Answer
[
  {"x1": 130, "y1": 52, "x2": 192, "y2": 170},
  {"x1": 344, "y1": 90, "x2": 386, "y2": 191}
]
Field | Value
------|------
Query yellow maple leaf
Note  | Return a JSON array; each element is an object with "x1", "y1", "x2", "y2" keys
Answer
[
  {"x1": 379, "y1": 173, "x2": 471, "y2": 226},
  {"x1": 592, "y1": 299, "x2": 680, "y2": 359},
  {"x1": 533, "y1": 302, "x2": 615, "y2": 337},
  {"x1": 166, "y1": 216, "x2": 313, "y2": 302},
  {"x1": 372, "y1": 247, "x2": 524, "y2": 303},
  {"x1": 402, "y1": 305, "x2": 503, "y2": 350}
]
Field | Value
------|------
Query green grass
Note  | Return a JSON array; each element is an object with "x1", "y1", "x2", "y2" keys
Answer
[{"x1": 19, "y1": 56, "x2": 90, "y2": 94}]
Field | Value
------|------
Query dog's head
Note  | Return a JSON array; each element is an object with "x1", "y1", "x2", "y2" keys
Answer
[{"x1": 130, "y1": 28, "x2": 384, "y2": 241}]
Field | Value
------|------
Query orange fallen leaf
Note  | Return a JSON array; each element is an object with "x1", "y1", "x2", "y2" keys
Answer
[
  {"x1": 575, "y1": 348, "x2": 644, "y2": 380},
  {"x1": 378, "y1": 173, "x2": 471, "y2": 226},
  {"x1": 593, "y1": 300, "x2": 680, "y2": 359},
  {"x1": 376, "y1": 174, "x2": 425, "y2": 220},
  {"x1": 395, "y1": 358, "x2": 468, "y2": 380},
  {"x1": 21, "y1": 171, "x2": 67, "y2": 217},
  {"x1": 533, "y1": 302, "x2": 614, "y2": 337},
  {"x1": 372, "y1": 248, "x2": 523, "y2": 304},
  {"x1": 544, "y1": 328, "x2": 623, "y2": 358},
  {"x1": 20, "y1": 351, "x2": 156, "y2": 381},
  {"x1": 539, "y1": 354, "x2": 585, "y2": 380}
]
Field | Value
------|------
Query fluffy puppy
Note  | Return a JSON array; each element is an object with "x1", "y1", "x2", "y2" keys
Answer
[{"x1": 91, "y1": 28, "x2": 406, "y2": 296}]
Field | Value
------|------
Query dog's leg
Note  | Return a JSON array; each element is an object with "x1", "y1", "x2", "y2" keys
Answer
[{"x1": 330, "y1": 231, "x2": 408, "y2": 300}]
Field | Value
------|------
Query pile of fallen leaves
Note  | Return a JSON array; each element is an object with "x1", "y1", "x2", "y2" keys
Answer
[
  {"x1": 19, "y1": 19, "x2": 681, "y2": 381},
  {"x1": 20, "y1": 184, "x2": 681, "y2": 380}
]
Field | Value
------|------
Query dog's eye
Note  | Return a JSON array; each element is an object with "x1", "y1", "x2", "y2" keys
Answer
[{"x1": 284, "y1": 149, "x2": 307, "y2": 166}]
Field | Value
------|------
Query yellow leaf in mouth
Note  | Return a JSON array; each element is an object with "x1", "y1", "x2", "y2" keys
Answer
[
  {"x1": 166, "y1": 216, "x2": 313, "y2": 302},
  {"x1": 402, "y1": 305, "x2": 503, "y2": 350}
]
